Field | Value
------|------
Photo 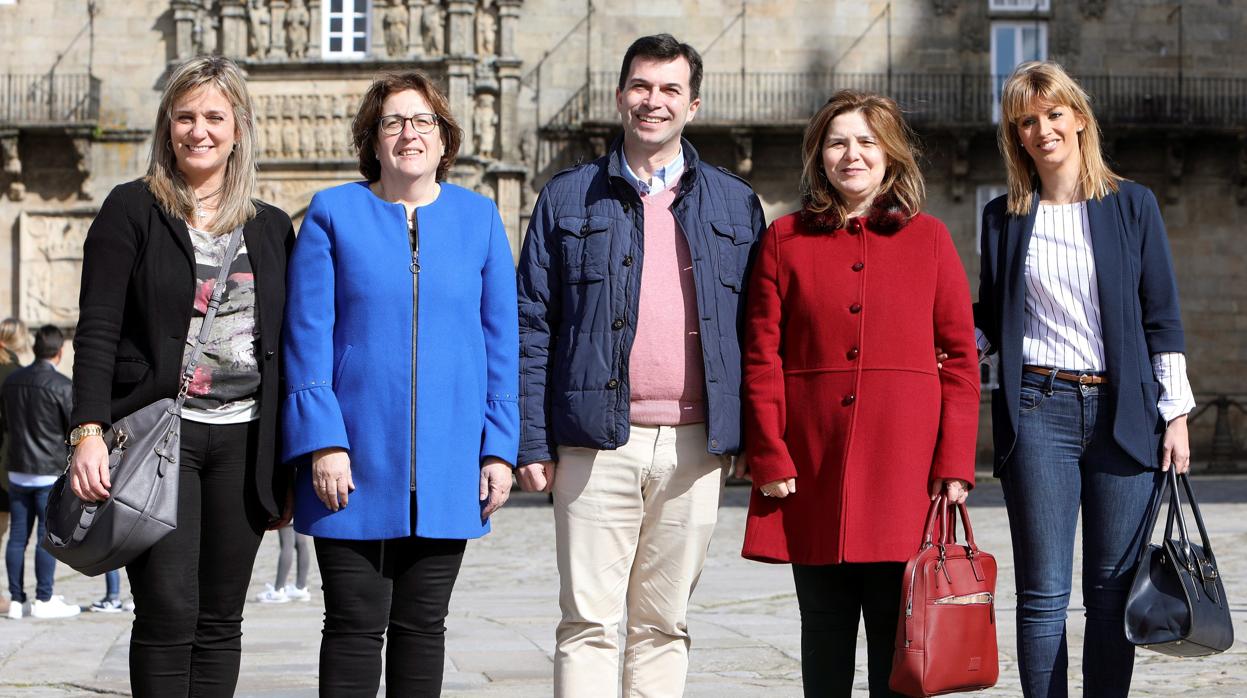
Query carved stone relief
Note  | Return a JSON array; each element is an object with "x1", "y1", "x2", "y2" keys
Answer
[
  {"x1": 249, "y1": 0, "x2": 272, "y2": 59},
  {"x1": 422, "y1": 1, "x2": 445, "y2": 56},
  {"x1": 254, "y1": 94, "x2": 359, "y2": 161},
  {"x1": 1079, "y1": 0, "x2": 1107, "y2": 20},
  {"x1": 476, "y1": 0, "x2": 497, "y2": 56},
  {"x1": 17, "y1": 211, "x2": 95, "y2": 326},
  {"x1": 383, "y1": 0, "x2": 410, "y2": 57},
  {"x1": 473, "y1": 93, "x2": 498, "y2": 159},
  {"x1": 285, "y1": 0, "x2": 311, "y2": 59}
]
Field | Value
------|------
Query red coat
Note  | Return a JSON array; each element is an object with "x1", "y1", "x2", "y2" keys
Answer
[{"x1": 741, "y1": 211, "x2": 980, "y2": 565}]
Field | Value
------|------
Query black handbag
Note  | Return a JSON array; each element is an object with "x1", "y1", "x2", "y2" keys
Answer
[
  {"x1": 42, "y1": 226, "x2": 245, "y2": 576},
  {"x1": 1123, "y1": 467, "x2": 1234, "y2": 657}
]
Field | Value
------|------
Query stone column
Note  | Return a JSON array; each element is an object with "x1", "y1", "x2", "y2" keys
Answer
[
  {"x1": 270, "y1": 0, "x2": 289, "y2": 60},
  {"x1": 495, "y1": 172, "x2": 522, "y2": 258},
  {"x1": 496, "y1": 0, "x2": 520, "y2": 59},
  {"x1": 372, "y1": 0, "x2": 389, "y2": 58},
  {"x1": 496, "y1": 58, "x2": 521, "y2": 161},
  {"x1": 172, "y1": 0, "x2": 200, "y2": 60},
  {"x1": 445, "y1": 0, "x2": 474, "y2": 56},
  {"x1": 446, "y1": 58, "x2": 475, "y2": 149},
  {"x1": 219, "y1": 0, "x2": 249, "y2": 59},
  {"x1": 308, "y1": 0, "x2": 322, "y2": 58}
]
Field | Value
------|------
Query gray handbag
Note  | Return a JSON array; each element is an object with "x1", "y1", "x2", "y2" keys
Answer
[{"x1": 42, "y1": 226, "x2": 245, "y2": 576}]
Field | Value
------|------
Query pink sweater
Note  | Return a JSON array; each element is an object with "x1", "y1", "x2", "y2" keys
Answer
[{"x1": 628, "y1": 185, "x2": 707, "y2": 425}]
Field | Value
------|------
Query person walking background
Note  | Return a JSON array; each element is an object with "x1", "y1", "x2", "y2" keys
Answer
[
  {"x1": 0, "y1": 317, "x2": 28, "y2": 617},
  {"x1": 2, "y1": 325, "x2": 80, "y2": 621},
  {"x1": 976, "y1": 60, "x2": 1195, "y2": 698},
  {"x1": 255, "y1": 523, "x2": 311, "y2": 603},
  {"x1": 282, "y1": 70, "x2": 518, "y2": 696},
  {"x1": 740, "y1": 90, "x2": 980, "y2": 697},
  {"x1": 66, "y1": 55, "x2": 294, "y2": 697}
]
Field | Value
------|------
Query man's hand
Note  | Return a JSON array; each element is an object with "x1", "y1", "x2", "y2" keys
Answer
[
  {"x1": 1161, "y1": 415, "x2": 1191, "y2": 474},
  {"x1": 312, "y1": 447, "x2": 354, "y2": 512},
  {"x1": 480, "y1": 458, "x2": 513, "y2": 521},
  {"x1": 758, "y1": 477, "x2": 796, "y2": 498},
  {"x1": 516, "y1": 460, "x2": 555, "y2": 493},
  {"x1": 732, "y1": 453, "x2": 750, "y2": 480}
]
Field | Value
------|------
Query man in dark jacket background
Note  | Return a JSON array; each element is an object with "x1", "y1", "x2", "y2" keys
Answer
[
  {"x1": 515, "y1": 34, "x2": 766, "y2": 697},
  {"x1": 2, "y1": 325, "x2": 79, "y2": 619}
]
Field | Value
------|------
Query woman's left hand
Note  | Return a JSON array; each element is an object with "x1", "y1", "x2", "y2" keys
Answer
[
  {"x1": 930, "y1": 478, "x2": 970, "y2": 504},
  {"x1": 480, "y1": 457, "x2": 513, "y2": 522},
  {"x1": 1161, "y1": 415, "x2": 1191, "y2": 474}
]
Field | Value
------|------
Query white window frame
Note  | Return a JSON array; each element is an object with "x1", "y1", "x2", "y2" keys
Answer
[
  {"x1": 322, "y1": 0, "x2": 371, "y2": 60},
  {"x1": 989, "y1": 0, "x2": 1050, "y2": 12},
  {"x1": 990, "y1": 20, "x2": 1048, "y2": 122}
]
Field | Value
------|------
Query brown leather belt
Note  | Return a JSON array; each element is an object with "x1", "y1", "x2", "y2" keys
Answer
[{"x1": 1024, "y1": 365, "x2": 1107, "y2": 385}]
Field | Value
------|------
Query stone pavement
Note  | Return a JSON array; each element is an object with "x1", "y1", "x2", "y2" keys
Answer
[{"x1": 2, "y1": 478, "x2": 1247, "y2": 697}]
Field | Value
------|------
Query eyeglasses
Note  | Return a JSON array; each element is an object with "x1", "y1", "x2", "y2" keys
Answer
[{"x1": 379, "y1": 113, "x2": 439, "y2": 136}]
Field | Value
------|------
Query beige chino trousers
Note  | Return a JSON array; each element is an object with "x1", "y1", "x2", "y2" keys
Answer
[{"x1": 552, "y1": 423, "x2": 727, "y2": 698}]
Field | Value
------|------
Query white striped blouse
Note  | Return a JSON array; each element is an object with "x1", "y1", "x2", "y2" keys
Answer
[{"x1": 976, "y1": 201, "x2": 1194, "y2": 422}]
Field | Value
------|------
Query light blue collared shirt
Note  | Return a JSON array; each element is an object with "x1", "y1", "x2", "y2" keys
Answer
[{"x1": 620, "y1": 148, "x2": 685, "y2": 196}]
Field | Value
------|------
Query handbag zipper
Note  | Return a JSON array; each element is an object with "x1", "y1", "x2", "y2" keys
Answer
[{"x1": 408, "y1": 210, "x2": 420, "y2": 494}]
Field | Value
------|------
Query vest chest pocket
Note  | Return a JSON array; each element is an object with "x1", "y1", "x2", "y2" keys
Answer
[
  {"x1": 711, "y1": 220, "x2": 753, "y2": 292},
  {"x1": 559, "y1": 215, "x2": 611, "y2": 283}
]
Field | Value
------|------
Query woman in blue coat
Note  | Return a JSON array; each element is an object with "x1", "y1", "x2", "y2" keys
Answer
[
  {"x1": 282, "y1": 72, "x2": 518, "y2": 697},
  {"x1": 977, "y1": 62, "x2": 1194, "y2": 697}
]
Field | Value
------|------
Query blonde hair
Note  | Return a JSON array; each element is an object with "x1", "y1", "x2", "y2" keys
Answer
[
  {"x1": 0, "y1": 317, "x2": 28, "y2": 364},
  {"x1": 145, "y1": 56, "x2": 258, "y2": 234},
  {"x1": 800, "y1": 90, "x2": 925, "y2": 230},
  {"x1": 998, "y1": 61, "x2": 1121, "y2": 216}
]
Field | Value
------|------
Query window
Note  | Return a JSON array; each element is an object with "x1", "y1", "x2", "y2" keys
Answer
[
  {"x1": 975, "y1": 184, "x2": 1007, "y2": 255},
  {"x1": 991, "y1": 21, "x2": 1047, "y2": 122},
  {"x1": 989, "y1": 0, "x2": 1050, "y2": 11},
  {"x1": 323, "y1": 0, "x2": 370, "y2": 59}
]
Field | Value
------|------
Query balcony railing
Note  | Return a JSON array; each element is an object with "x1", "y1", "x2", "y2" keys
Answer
[
  {"x1": 543, "y1": 71, "x2": 1247, "y2": 131},
  {"x1": 0, "y1": 74, "x2": 101, "y2": 127}
]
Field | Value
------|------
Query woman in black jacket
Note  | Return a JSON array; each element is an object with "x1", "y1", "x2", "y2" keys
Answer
[{"x1": 67, "y1": 56, "x2": 293, "y2": 698}]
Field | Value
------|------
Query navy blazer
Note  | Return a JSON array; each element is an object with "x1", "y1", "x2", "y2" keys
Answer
[{"x1": 975, "y1": 181, "x2": 1184, "y2": 474}]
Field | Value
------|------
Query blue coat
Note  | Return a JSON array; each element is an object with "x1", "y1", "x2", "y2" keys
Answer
[
  {"x1": 516, "y1": 138, "x2": 766, "y2": 466},
  {"x1": 976, "y1": 181, "x2": 1184, "y2": 474},
  {"x1": 282, "y1": 182, "x2": 519, "y2": 540}
]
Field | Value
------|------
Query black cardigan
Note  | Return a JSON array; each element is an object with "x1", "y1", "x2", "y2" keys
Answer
[{"x1": 72, "y1": 179, "x2": 295, "y2": 518}]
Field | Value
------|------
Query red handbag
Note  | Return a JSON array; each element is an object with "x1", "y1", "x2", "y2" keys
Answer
[{"x1": 889, "y1": 495, "x2": 999, "y2": 697}]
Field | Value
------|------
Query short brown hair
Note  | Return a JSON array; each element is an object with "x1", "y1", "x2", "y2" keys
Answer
[
  {"x1": 800, "y1": 90, "x2": 925, "y2": 231},
  {"x1": 998, "y1": 61, "x2": 1120, "y2": 216},
  {"x1": 351, "y1": 72, "x2": 462, "y2": 181}
]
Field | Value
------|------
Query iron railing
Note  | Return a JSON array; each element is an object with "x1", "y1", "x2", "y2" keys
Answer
[
  {"x1": 544, "y1": 71, "x2": 1247, "y2": 130},
  {"x1": 0, "y1": 73, "x2": 101, "y2": 126}
]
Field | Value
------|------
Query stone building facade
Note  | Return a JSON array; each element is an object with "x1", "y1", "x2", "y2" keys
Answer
[{"x1": 1, "y1": 0, "x2": 1245, "y2": 463}]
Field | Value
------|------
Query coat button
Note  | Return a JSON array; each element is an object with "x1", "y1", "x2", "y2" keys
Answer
[
  {"x1": 612, "y1": 319, "x2": 624, "y2": 330},
  {"x1": 852, "y1": 262, "x2": 864, "y2": 271},
  {"x1": 710, "y1": 439, "x2": 719, "y2": 449},
  {"x1": 849, "y1": 303, "x2": 862, "y2": 314},
  {"x1": 842, "y1": 394, "x2": 856, "y2": 406},
  {"x1": 848, "y1": 219, "x2": 861, "y2": 235},
  {"x1": 265, "y1": 350, "x2": 275, "y2": 359},
  {"x1": 623, "y1": 255, "x2": 634, "y2": 267},
  {"x1": 847, "y1": 347, "x2": 859, "y2": 360},
  {"x1": 606, "y1": 378, "x2": 619, "y2": 389}
]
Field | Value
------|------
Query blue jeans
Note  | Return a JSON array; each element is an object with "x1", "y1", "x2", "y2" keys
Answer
[
  {"x1": 1000, "y1": 370, "x2": 1159, "y2": 698},
  {"x1": 105, "y1": 569, "x2": 120, "y2": 601},
  {"x1": 5, "y1": 481, "x2": 56, "y2": 603}
]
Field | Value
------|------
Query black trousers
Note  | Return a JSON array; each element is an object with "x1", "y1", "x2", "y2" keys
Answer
[
  {"x1": 792, "y1": 562, "x2": 906, "y2": 698},
  {"x1": 126, "y1": 420, "x2": 266, "y2": 698},
  {"x1": 315, "y1": 535, "x2": 467, "y2": 697}
]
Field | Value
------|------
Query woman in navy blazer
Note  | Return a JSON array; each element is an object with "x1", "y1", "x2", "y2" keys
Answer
[
  {"x1": 282, "y1": 72, "x2": 518, "y2": 696},
  {"x1": 976, "y1": 62, "x2": 1193, "y2": 697}
]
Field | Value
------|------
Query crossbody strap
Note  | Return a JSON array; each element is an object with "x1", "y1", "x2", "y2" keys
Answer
[{"x1": 177, "y1": 225, "x2": 245, "y2": 406}]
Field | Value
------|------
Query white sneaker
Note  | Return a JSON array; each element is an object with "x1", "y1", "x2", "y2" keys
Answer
[
  {"x1": 7, "y1": 601, "x2": 22, "y2": 619},
  {"x1": 255, "y1": 583, "x2": 289, "y2": 604},
  {"x1": 122, "y1": 598, "x2": 135, "y2": 612},
  {"x1": 283, "y1": 584, "x2": 311, "y2": 602},
  {"x1": 30, "y1": 596, "x2": 81, "y2": 619}
]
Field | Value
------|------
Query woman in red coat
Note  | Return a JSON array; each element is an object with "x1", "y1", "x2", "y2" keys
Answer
[{"x1": 741, "y1": 90, "x2": 981, "y2": 697}]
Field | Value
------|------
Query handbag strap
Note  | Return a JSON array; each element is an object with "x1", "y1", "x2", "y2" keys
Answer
[
  {"x1": 1163, "y1": 468, "x2": 1220, "y2": 569},
  {"x1": 920, "y1": 495, "x2": 948, "y2": 549},
  {"x1": 177, "y1": 225, "x2": 245, "y2": 406}
]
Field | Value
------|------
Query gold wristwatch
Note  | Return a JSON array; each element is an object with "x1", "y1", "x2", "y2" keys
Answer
[{"x1": 68, "y1": 424, "x2": 104, "y2": 446}]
